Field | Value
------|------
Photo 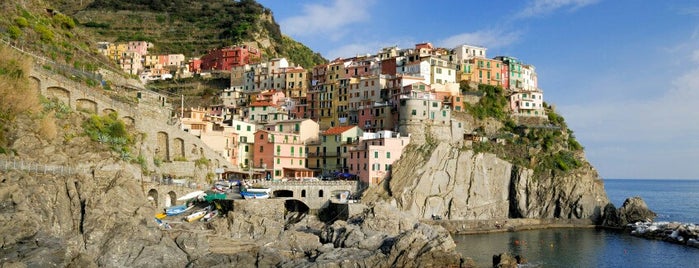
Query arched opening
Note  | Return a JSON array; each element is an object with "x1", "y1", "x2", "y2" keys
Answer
[
  {"x1": 318, "y1": 189, "x2": 324, "y2": 198},
  {"x1": 301, "y1": 190, "x2": 306, "y2": 198},
  {"x1": 173, "y1": 138, "x2": 185, "y2": 159},
  {"x1": 47, "y1": 86, "x2": 70, "y2": 106},
  {"x1": 165, "y1": 191, "x2": 177, "y2": 207},
  {"x1": 76, "y1": 98, "x2": 98, "y2": 113},
  {"x1": 102, "y1": 108, "x2": 116, "y2": 115},
  {"x1": 29, "y1": 76, "x2": 40, "y2": 93},
  {"x1": 122, "y1": 116, "x2": 135, "y2": 126},
  {"x1": 274, "y1": 190, "x2": 294, "y2": 198},
  {"x1": 147, "y1": 189, "x2": 158, "y2": 207},
  {"x1": 157, "y1": 132, "x2": 170, "y2": 161}
]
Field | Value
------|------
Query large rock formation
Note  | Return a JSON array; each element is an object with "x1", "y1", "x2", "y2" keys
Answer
[
  {"x1": 364, "y1": 142, "x2": 610, "y2": 223},
  {"x1": 602, "y1": 196, "x2": 657, "y2": 228}
]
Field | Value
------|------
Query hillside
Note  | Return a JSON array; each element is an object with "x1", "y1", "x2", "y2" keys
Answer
[{"x1": 54, "y1": 0, "x2": 326, "y2": 68}]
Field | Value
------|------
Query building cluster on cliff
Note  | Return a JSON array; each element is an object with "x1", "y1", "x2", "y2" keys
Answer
[{"x1": 98, "y1": 40, "x2": 546, "y2": 186}]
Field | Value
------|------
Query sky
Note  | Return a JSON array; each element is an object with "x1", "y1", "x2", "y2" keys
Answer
[{"x1": 256, "y1": 0, "x2": 699, "y2": 179}]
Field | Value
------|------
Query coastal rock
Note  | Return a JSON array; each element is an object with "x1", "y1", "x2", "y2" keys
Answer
[
  {"x1": 617, "y1": 197, "x2": 656, "y2": 224},
  {"x1": 602, "y1": 196, "x2": 656, "y2": 228},
  {"x1": 364, "y1": 142, "x2": 610, "y2": 223},
  {"x1": 492, "y1": 252, "x2": 525, "y2": 268}
]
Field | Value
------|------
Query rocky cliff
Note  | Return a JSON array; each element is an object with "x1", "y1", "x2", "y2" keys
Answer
[{"x1": 364, "y1": 141, "x2": 610, "y2": 223}]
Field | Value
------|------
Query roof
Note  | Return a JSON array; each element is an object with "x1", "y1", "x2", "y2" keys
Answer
[
  {"x1": 250, "y1": 101, "x2": 273, "y2": 107},
  {"x1": 324, "y1": 126, "x2": 356, "y2": 135}
]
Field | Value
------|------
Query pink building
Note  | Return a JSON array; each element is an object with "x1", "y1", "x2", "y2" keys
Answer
[
  {"x1": 200, "y1": 45, "x2": 261, "y2": 71},
  {"x1": 348, "y1": 130, "x2": 410, "y2": 185},
  {"x1": 253, "y1": 130, "x2": 313, "y2": 180},
  {"x1": 127, "y1": 41, "x2": 151, "y2": 56}
]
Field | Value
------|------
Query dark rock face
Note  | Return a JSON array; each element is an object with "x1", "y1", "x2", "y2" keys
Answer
[
  {"x1": 602, "y1": 196, "x2": 656, "y2": 228},
  {"x1": 492, "y1": 252, "x2": 525, "y2": 268}
]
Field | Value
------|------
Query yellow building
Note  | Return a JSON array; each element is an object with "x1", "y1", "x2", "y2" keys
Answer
[{"x1": 459, "y1": 58, "x2": 503, "y2": 87}]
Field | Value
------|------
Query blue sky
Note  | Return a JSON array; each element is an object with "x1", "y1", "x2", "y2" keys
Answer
[{"x1": 257, "y1": 0, "x2": 699, "y2": 179}]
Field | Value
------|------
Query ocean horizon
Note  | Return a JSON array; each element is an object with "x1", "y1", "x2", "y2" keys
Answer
[{"x1": 457, "y1": 178, "x2": 699, "y2": 267}]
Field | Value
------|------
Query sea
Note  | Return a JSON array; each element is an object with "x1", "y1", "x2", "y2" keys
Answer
[{"x1": 454, "y1": 179, "x2": 699, "y2": 267}]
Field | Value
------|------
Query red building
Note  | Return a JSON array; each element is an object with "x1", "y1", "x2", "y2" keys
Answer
[{"x1": 199, "y1": 45, "x2": 261, "y2": 71}]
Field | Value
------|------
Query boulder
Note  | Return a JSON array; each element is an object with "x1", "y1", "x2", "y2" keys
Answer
[
  {"x1": 602, "y1": 196, "x2": 656, "y2": 228},
  {"x1": 492, "y1": 252, "x2": 525, "y2": 268}
]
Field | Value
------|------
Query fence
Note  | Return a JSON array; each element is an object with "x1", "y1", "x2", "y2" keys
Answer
[{"x1": 0, "y1": 158, "x2": 86, "y2": 176}]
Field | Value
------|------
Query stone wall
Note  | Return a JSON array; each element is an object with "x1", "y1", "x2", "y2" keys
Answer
[{"x1": 30, "y1": 66, "x2": 233, "y2": 184}]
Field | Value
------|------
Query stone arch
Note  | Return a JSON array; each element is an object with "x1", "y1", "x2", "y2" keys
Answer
[
  {"x1": 29, "y1": 76, "x2": 41, "y2": 93},
  {"x1": 318, "y1": 189, "x2": 324, "y2": 198},
  {"x1": 165, "y1": 191, "x2": 177, "y2": 207},
  {"x1": 147, "y1": 189, "x2": 158, "y2": 207},
  {"x1": 274, "y1": 190, "x2": 294, "y2": 198},
  {"x1": 122, "y1": 116, "x2": 135, "y2": 126},
  {"x1": 102, "y1": 108, "x2": 116, "y2": 115},
  {"x1": 76, "y1": 98, "x2": 98, "y2": 113},
  {"x1": 157, "y1": 132, "x2": 170, "y2": 161},
  {"x1": 47, "y1": 86, "x2": 70, "y2": 106},
  {"x1": 173, "y1": 138, "x2": 185, "y2": 159},
  {"x1": 191, "y1": 144, "x2": 199, "y2": 155}
]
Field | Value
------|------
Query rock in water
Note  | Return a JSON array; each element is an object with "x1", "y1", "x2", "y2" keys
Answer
[
  {"x1": 618, "y1": 196, "x2": 656, "y2": 223},
  {"x1": 492, "y1": 252, "x2": 525, "y2": 268},
  {"x1": 602, "y1": 196, "x2": 656, "y2": 228}
]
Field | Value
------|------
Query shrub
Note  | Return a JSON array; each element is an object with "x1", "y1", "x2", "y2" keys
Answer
[
  {"x1": 195, "y1": 157, "x2": 210, "y2": 167},
  {"x1": 8, "y1": 26, "x2": 22, "y2": 40},
  {"x1": 52, "y1": 13, "x2": 76, "y2": 29},
  {"x1": 173, "y1": 156, "x2": 187, "y2": 161},
  {"x1": 14, "y1": 17, "x2": 29, "y2": 28},
  {"x1": 33, "y1": 24, "x2": 54, "y2": 42},
  {"x1": 82, "y1": 112, "x2": 133, "y2": 156}
]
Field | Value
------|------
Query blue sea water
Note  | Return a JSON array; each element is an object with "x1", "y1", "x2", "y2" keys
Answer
[{"x1": 455, "y1": 179, "x2": 699, "y2": 267}]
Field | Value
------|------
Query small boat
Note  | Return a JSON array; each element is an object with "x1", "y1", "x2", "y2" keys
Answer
[
  {"x1": 184, "y1": 210, "x2": 207, "y2": 222},
  {"x1": 244, "y1": 187, "x2": 271, "y2": 194},
  {"x1": 177, "y1": 190, "x2": 205, "y2": 201},
  {"x1": 202, "y1": 192, "x2": 227, "y2": 202},
  {"x1": 200, "y1": 210, "x2": 219, "y2": 222},
  {"x1": 155, "y1": 212, "x2": 167, "y2": 219},
  {"x1": 166, "y1": 204, "x2": 194, "y2": 216},
  {"x1": 241, "y1": 191, "x2": 270, "y2": 199}
]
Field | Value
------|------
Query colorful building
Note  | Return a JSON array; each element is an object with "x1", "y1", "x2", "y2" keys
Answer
[
  {"x1": 347, "y1": 130, "x2": 410, "y2": 185},
  {"x1": 308, "y1": 126, "x2": 363, "y2": 175},
  {"x1": 200, "y1": 45, "x2": 261, "y2": 71}
]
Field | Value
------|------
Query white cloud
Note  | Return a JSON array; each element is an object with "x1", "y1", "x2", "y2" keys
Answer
[
  {"x1": 280, "y1": 0, "x2": 374, "y2": 41},
  {"x1": 439, "y1": 29, "x2": 522, "y2": 50},
  {"x1": 559, "y1": 66, "x2": 699, "y2": 178},
  {"x1": 516, "y1": 0, "x2": 600, "y2": 18}
]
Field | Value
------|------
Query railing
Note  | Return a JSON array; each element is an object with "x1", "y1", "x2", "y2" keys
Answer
[{"x1": 0, "y1": 157, "x2": 86, "y2": 175}]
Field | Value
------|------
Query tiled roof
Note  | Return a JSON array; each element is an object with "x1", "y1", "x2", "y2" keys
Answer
[
  {"x1": 324, "y1": 126, "x2": 355, "y2": 135},
  {"x1": 250, "y1": 101, "x2": 273, "y2": 107}
]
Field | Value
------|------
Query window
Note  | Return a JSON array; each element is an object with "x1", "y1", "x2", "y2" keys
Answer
[
  {"x1": 300, "y1": 159, "x2": 303, "y2": 166},
  {"x1": 432, "y1": 102, "x2": 438, "y2": 108},
  {"x1": 275, "y1": 170, "x2": 280, "y2": 176},
  {"x1": 259, "y1": 146, "x2": 264, "y2": 152},
  {"x1": 318, "y1": 190, "x2": 324, "y2": 198},
  {"x1": 374, "y1": 151, "x2": 378, "y2": 158},
  {"x1": 276, "y1": 158, "x2": 280, "y2": 164},
  {"x1": 291, "y1": 147, "x2": 295, "y2": 155},
  {"x1": 301, "y1": 190, "x2": 306, "y2": 197},
  {"x1": 247, "y1": 126, "x2": 251, "y2": 131},
  {"x1": 386, "y1": 152, "x2": 391, "y2": 159},
  {"x1": 236, "y1": 125, "x2": 241, "y2": 131},
  {"x1": 276, "y1": 145, "x2": 281, "y2": 154},
  {"x1": 244, "y1": 145, "x2": 249, "y2": 152},
  {"x1": 442, "y1": 110, "x2": 447, "y2": 117}
]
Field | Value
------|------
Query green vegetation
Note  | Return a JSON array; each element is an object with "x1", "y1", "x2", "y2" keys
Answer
[
  {"x1": 40, "y1": 97, "x2": 72, "y2": 119},
  {"x1": 82, "y1": 112, "x2": 134, "y2": 160},
  {"x1": 173, "y1": 156, "x2": 187, "y2": 161},
  {"x1": 463, "y1": 85, "x2": 587, "y2": 178},
  {"x1": 280, "y1": 35, "x2": 327, "y2": 68},
  {"x1": 0, "y1": 44, "x2": 39, "y2": 154},
  {"x1": 195, "y1": 157, "x2": 211, "y2": 168},
  {"x1": 465, "y1": 84, "x2": 509, "y2": 120}
]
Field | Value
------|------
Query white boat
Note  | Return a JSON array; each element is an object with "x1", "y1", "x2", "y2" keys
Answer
[
  {"x1": 244, "y1": 187, "x2": 271, "y2": 194},
  {"x1": 177, "y1": 190, "x2": 205, "y2": 201},
  {"x1": 201, "y1": 210, "x2": 219, "y2": 222},
  {"x1": 184, "y1": 210, "x2": 207, "y2": 222},
  {"x1": 241, "y1": 191, "x2": 270, "y2": 199}
]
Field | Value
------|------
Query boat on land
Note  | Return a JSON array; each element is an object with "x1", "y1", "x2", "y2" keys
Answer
[
  {"x1": 244, "y1": 187, "x2": 271, "y2": 194},
  {"x1": 165, "y1": 204, "x2": 194, "y2": 216},
  {"x1": 201, "y1": 210, "x2": 219, "y2": 222},
  {"x1": 241, "y1": 191, "x2": 270, "y2": 199},
  {"x1": 177, "y1": 190, "x2": 205, "y2": 201},
  {"x1": 184, "y1": 210, "x2": 207, "y2": 222}
]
